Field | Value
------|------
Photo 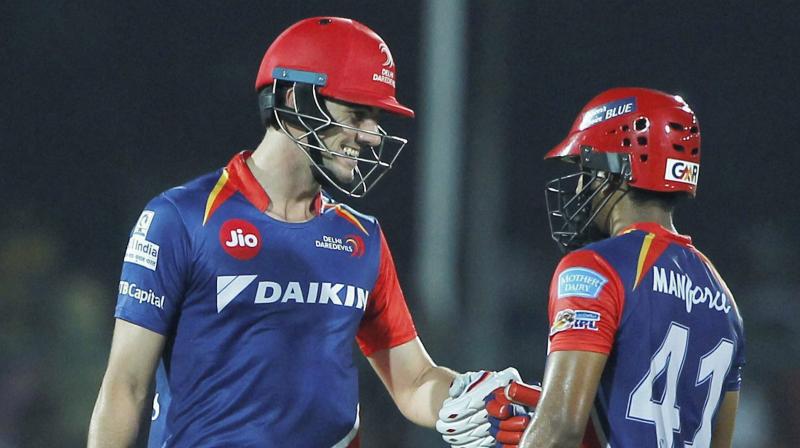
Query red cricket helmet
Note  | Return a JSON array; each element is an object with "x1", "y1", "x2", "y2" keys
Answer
[
  {"x1": 546, "y1": 87, "x2": 700, "y2": 195},
  {"x1": 255, "y1": 17, "x2": 414, "y2": 118}
]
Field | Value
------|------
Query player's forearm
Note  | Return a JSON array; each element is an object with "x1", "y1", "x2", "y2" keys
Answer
[
  {"x1": 711, "y1": 391, "x2": 739, "y2": 448},
  {"x1": 519, "y1": 415, "x2": 584, "y2": 448},
  {"x1": 519, "y1": 393, "x2": 589, "y2": 448},
  {"x1": 87, "y1": 382, "x2": 147, "y2": 447},
  {"x1": 397, "y1": 365, "x2": 456, "y2": 428}
]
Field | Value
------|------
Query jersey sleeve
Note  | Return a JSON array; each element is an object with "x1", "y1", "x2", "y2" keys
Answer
[
  {"x1": 356, "y1": 228, "x2": 418, "y2": 357},
  {"x1": 114, "y1": 195, "x2": 191, "y2": 335},
  {"x1": 547, "y1": 249, "x2": 625, "y2": 354},
  {"x1": 724, "y1": 309, "x2": 746, "y2": 391},
  {"x1": 702, "y1": 256, "x2": 746, "y2": 392}
]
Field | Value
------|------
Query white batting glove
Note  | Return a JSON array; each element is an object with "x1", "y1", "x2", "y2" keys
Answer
[
  {"x1": 436, "y1": 368, "x2": 522, "y2": 447},
  {"x1": 450, "y1": 432, "x2": 496, "y2": 448}
]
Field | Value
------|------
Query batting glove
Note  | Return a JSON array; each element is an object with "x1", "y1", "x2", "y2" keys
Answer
[
  {"x1": 437, "y1": 368, "x2": 522, "y2": 447},
  {"x1": 485, "y1": 382, "x2": 542, "y2": 447}
]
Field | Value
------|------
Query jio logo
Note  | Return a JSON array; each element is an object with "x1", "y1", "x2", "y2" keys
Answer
[{"x1": 219, "y1": 219, "x2": 262, "y2": 260}]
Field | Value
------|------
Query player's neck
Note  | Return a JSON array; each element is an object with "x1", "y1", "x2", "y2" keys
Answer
[
  {"x1": 608, "y1": 202, "x2": 677, "y2": 236},
  {"x1": 248, "y1": 131, "x2": 320, "y2": 223}
]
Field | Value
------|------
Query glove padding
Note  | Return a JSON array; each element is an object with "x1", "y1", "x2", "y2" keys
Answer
[
  {"x1": 486, "y1": 382, "x2": 597, "y2": 448},
  {"x1": 485, "y1": 382, "x2": 542, "y2": 447},
  {"x1": 437, "y1": 368, "x2": 522, "y2": 447}
]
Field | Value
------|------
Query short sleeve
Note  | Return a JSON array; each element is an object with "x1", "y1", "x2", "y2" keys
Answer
[
  {"x1": 356, "y1": 229, "x2": 418, "y2": 356},
  {"x1": 724, "y1": 311, "x2": 746, "y2": 391},
  {"x1": 114, "y1": 195, "x2": 191, "y2": 335},
  {"x1": 548, "y1": 250, "x2": 625, "y2": 355}
]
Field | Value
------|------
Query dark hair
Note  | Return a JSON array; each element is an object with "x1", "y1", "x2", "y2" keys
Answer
[{"x1": 627, "y1": 187, "x2": 688, "y2": 212}]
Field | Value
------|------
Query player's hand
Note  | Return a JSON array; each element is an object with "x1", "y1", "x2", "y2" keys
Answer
[
  {"x1": 436, "y1": 368, "x2": 522, "y2": 447},
  {"x1": 485, "y1": 382, "x2": 541, "y2": 447}
]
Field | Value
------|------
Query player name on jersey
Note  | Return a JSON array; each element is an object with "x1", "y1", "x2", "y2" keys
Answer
[{"x1": 651, "y1": 266, "x2": 731, "y2": 314}]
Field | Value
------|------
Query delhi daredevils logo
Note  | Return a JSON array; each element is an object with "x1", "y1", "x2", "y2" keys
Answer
[
  {"x1": 345, "y1": 234, "x2": 365, "y2": 258},
  {"x1": 219, "y1": 219, "x2": 262, "y2": 260}
]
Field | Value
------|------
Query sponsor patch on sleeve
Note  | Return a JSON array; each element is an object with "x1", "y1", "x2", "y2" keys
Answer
[
  {"x1": 133, "y1": 210, "x2": 155, "y2": 238},
  {"x1": 550, "y1": 309, "x2": 601, "y2": 336},
  {"x1": 557, "y1": 267, "x2": 608, "y2": 299},
  {"x1": 125, "y1": 236, "x2": 160, "y2": 270},
  {"x1": 124, "y1": 210, "x2": 160, "y2": 271},
  {"x1": 119, "y1": 280, "x2": 166, "y2": 309}
]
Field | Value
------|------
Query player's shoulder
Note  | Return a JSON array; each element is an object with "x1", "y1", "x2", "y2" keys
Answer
[
  {"x1": 557, "y1": 231, "x2": 643, "y2": 270},
  {"x1": 322, "y1": 194, "x2": 378, "y2": 224},
  {"x1": 584, "y1": 230, "x2": 649, "y2": 259},
  {"x1": 578, "y1": 230, "x2": 657, "y2": 272},
  {"x1": 553, "y1": 231, "x2": 651, "y2": 291},
  {"x1": 138, "y1": 167, "x2": 225, "y2": 230},
  {"x1": 159, "y1": 167, "x2": 225, "y2": 210},
  {"x1": 554, "y1": 247, "x2": 619, "y2": 296},
  {"x1": 320, "y1": 194, "x2": 381, "y2": 235}
]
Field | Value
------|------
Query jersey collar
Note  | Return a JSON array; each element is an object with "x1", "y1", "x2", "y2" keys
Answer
[
  {"x1": 618, "y1": 222, "x2": 692, "y2": 245},
  {"x1": 226, "y1": 151, "x2": 323, "y2": 215}
]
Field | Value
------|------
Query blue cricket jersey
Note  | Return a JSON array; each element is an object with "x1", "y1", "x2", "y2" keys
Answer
[
  {"x1": 115, "y1": 151, "x2": 418, "y2": 447},
  {"x1": 547, "y1": 223, "x2": 745, "y2": 448}
]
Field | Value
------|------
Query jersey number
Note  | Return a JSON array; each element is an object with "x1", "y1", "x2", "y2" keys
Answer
[{"x1": 626, "y1": 322, "x2": 734, "y2": 447}]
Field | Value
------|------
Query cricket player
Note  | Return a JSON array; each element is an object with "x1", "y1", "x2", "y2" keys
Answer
[
  {"x1": 87, "y1": 17, "x2": 519, "y2": 447},
  {"x1": 484, "y1": 88, "x2": 744, "y2": 448}
]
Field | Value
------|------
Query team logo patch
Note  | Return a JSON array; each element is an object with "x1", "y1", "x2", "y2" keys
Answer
[
  {"x1": 549, "y1": 309, "x2": 601, "y2": 336},
  {"x1": 315, "y1": 234, "x2": 366, "y2": 257},
  {"x1": 372, "y1": 43, "x2": 396, "y2": 87},
  {"x1": 579, "y1": 97, "x2": 637, "y2": 130},
  {"x1": 664, "y1": 158, "x2": 699, "y2": 186},
  {"x1": 557, "y1": 267, "x2": 608, "y2": 299},
  {"x1": 219, "y1": 219, "x2": 262, "y2": 260},
  {"x1": 379, "y1": 42, "x2": 395, "y2": 68},
  {"x1": 345, "y1": 234, "x2": 365, "y2": 257}
]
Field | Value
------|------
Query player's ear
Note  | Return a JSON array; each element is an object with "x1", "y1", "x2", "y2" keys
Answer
[{"x1": 284, "y1": 86, "x2": 296, "y2": 109}]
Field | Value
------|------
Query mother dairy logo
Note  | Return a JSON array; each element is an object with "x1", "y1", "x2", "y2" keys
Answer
[{"x1": 557, "y1": 267, "x2": 608, "y2": 299}]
